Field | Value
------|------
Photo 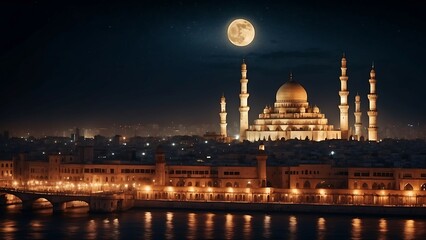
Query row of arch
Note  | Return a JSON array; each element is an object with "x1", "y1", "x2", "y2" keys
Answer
[
  {"x1": 300, "y1": 181, "x2": 426, "y2": 191},
  {"x1": 354, "y1": 182, "x2": 426, "y2": 191},
  {"x1": 302, "y1": 181, "x2": 335, "y2": 189},
  {"x1": 174, "y1": 181, "x2": 250, "y2": 188}
]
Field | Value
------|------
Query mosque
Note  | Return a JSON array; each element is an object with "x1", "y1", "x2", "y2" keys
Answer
[{"x1": 219, "y1": 55, "x2": 378, "y2": 142}]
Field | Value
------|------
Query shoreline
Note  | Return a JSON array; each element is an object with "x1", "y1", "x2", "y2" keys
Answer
[{"x1": 134, "y1": 200, "x2": 426, "y2": 217}]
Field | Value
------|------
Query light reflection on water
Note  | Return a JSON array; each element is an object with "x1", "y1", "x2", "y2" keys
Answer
[
  {"x1": 243, "y1": 214, "x2": 252, "y2": 240},
  {"x1": 187, "y1": 213, "x2": 196, "y2": 240},
  {"x1": 317, "y1": 217, "x2": 326, "y2": 240},
  {"x1": 165, "y1": 212, "x2": 173, "y2": 240},
  {"x1": 288, "y1": 215, "x2": 297, "y2": 240},
  {"x1": 352, "y1": 218, "x2": 362, "y2": 240},
  {"x1": 404, "y1": 219, "x2": 415, "y2": 240},
  {"x1": 263, "y1": 215, "x2": 271, "y2": 239},
  {"x1": 204, "y1": 213, "x2": 214, "y2": 240},
  {"x1": 225, "y1": 213, "x2": 234, "y2": 240},
  {"x1": 1, "y1": 205, "x2": 426, "y2": 240},
  {"x1": 378, "y1": 218, "x2": 387, "y2": 240},
  {"x1": 86, "y1": 218, "x2": 97, "y2": 239},
  {"x1": 144, "y1": 212, "x2": 152, "y2": 239}
]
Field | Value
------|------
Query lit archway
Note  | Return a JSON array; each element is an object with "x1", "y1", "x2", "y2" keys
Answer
[{"x1": 404, "y1": 183, "x2": 413, "y2": 190}]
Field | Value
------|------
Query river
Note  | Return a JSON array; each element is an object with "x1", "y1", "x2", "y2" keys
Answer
[{"x1": 1, "y1": 205, "x2": 425, "y2": 239}]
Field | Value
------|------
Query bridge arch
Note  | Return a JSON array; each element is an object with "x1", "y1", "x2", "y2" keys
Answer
[
  {"x1": 0, "y1": 193, "x2": 22, "y2": 205},
  {"x1": 31, "y1": 197, "x2": 53, "y2": 209}
]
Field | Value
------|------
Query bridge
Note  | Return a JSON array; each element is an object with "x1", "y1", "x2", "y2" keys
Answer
[{"x1": 0, "y1": 187, "x2": 135, "y2": 212}]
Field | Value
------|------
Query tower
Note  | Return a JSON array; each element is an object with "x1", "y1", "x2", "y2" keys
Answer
[
  {"x1": 338, "y1": 54, "x2": 349, "y2": 139},
  {"x1": 354, "y1": 94, "x2": 362, "y2": 140},
  {"x1": 239, "y1": 60, "x2": 250, "y2": 141},
  {"x1": 154, "y1": 146, "x2": 166, "y2": 186},
  {"x1": 367, "y1": 64, "x2": 378, "y2": 141},
  {"x1": 219, "y1": 94, "x2": 227, "y2": 139},
  {"x1": 256, "y1": 143, "x2": 267, "y2": 188}
]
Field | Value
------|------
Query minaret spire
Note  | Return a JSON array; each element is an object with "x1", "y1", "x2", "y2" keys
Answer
[
  {"x1": 367, "y1": 64, "x2": 378, "y2": 141},
  {"x1": 239, "y1": 59, "x2": 250, "y2": 142},
  {"x1": 339, "y1": 54, "x2": 349, "y2": 139},
  {"x1": 219, "y1": 94, "x2": 228, "y2": 140},
  {"x1": 354, "y1": 94, "x2": 362, "y2": 140}
]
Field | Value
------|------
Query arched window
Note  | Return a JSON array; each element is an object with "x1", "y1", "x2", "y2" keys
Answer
[
  {"x1": 187, "y1": 181, "x2": 192, "y2": 187},
  {"x1": 372, "y1": 182, "x2": 378, "y2": 190},
  {"x1": 176, "y1": 180, "x2": 185, "y2": 187},
  {"x1": 226, "y1": 182, "x2": 232, "y2": 187},
  {"x1": 213, "y1": 181, "x2": 219, "y2": 187},
  {"x1": 303, "y1": 180, "x2": 311, "y2": 189},
  {"x1": 404, "y1": 183, "x2": 413, "y2": 190},
  {"x1": 362, "y1": 183, "x2": 368, "y2": 189},
  {"x1": 316, "y1": 181, "x2": 334, "y2": 189},
  {"x1": 421, "y1": 183, "x2": 426, "y2": 191},
  {"x1": 379, "y1": 183, "x2": 385, "y2": 189}
]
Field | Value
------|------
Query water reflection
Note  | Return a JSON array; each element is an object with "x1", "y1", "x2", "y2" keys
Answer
[
  {"x1": 317, "y1": 217, "x2": 326, "y2": 240},
  {"x1": 113, "y1": 218, "x2": 119, "y2": 239},
  {"x1": 144, "y1": 212, "x2": 152, "y2": 239},
  {"x1": 1, "y1": 221, "x2": 14, "y2": 240},
  {"x1": 263, "y1": 215, "x2": 271, "y2": 239},
  {"x1": 187, "y1": 213, "x2": 197, "y2": 240},
  {"x1": 1, "y1": 220, "x2": 17, "y2": 234},
  {"x1": 28, "y1": 219, "x2": 44, "y2": 239},
  {"x1": 378, "y1": 218, "x2": 387, "y2": 240},
  {"x1": 404, "y1": 219, "x2": 415, "y2": 240},
  {"x1": 243, "y1": 214, "x2": 252, "y2": 240},
  {"x1": 225, "y1": 213, "x2": 234, "y2": 239},
  {"x1": 204, "y1": 213, "x2": 215, "y2": 239},
  {"x1": 1, "y1": 208, "x2": 426, "y2": 240},
  {"x1": 351, "y1": 218, "x2": 362, "y2": 240},
  {"x1": 86, "y1": 219, "x2": 97, "y2": 239},
  {"x1": 289, "y1": 215, "x2": 297, "y2": 240},
  {"x1": 165, "y1": 212, "x2": 174, "y2": 240}
]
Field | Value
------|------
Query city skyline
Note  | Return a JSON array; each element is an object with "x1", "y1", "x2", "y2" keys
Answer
[{"x1": 1, "y1": 1, "x2": 426, "y2": 136}]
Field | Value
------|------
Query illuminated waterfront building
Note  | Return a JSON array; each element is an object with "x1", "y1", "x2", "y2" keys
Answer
[{"x1": 5, "y1": 144, "x2": 426, "y2": 206}]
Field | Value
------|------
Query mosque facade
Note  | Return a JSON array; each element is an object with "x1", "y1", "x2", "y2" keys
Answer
[{"x1": 219, "y1": 56, "x2": 378, "y2": 142}]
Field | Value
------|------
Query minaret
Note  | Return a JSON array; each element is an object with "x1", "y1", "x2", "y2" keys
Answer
[
  {"x1": 219, "y1": 94, "x2": 227, "y2": 139},
  {"x1": 256, "y1": 142, "x2": 267, "y2": 188},
  {"x1": 354, "y1": 94, "x2": 362, "y2": 140},
  {"x1": 239, "y1": 59, "x2": 250, "y2": 142},
  {"x1": 367, "y1": 63, "x2": 378, "y2": 141},
  {"x1": 338, "y1": 53, "x2": 349, "y2": 139}
]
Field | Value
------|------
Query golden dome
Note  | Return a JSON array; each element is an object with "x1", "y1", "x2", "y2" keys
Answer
[{"x1": 276, "y1": 77, "x2": 308, "y2": 103}]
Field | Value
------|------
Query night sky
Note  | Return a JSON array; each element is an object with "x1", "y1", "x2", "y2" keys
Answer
[{"x1": 1, "y1": 1, "x2": 425, "y2": 135}]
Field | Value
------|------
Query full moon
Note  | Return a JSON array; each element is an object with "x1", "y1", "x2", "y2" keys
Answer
[{"x1": 227, "y1": 19, "x2": 255, "y2": 47}]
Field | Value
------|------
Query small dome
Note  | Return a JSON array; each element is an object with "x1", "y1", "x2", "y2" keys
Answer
[
  {"x1": 313, "y1": 106, "x2": 320, "y2": 113},
  {"x1": 276, "y1": 78, "x2": 308, "y2": 103}
]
